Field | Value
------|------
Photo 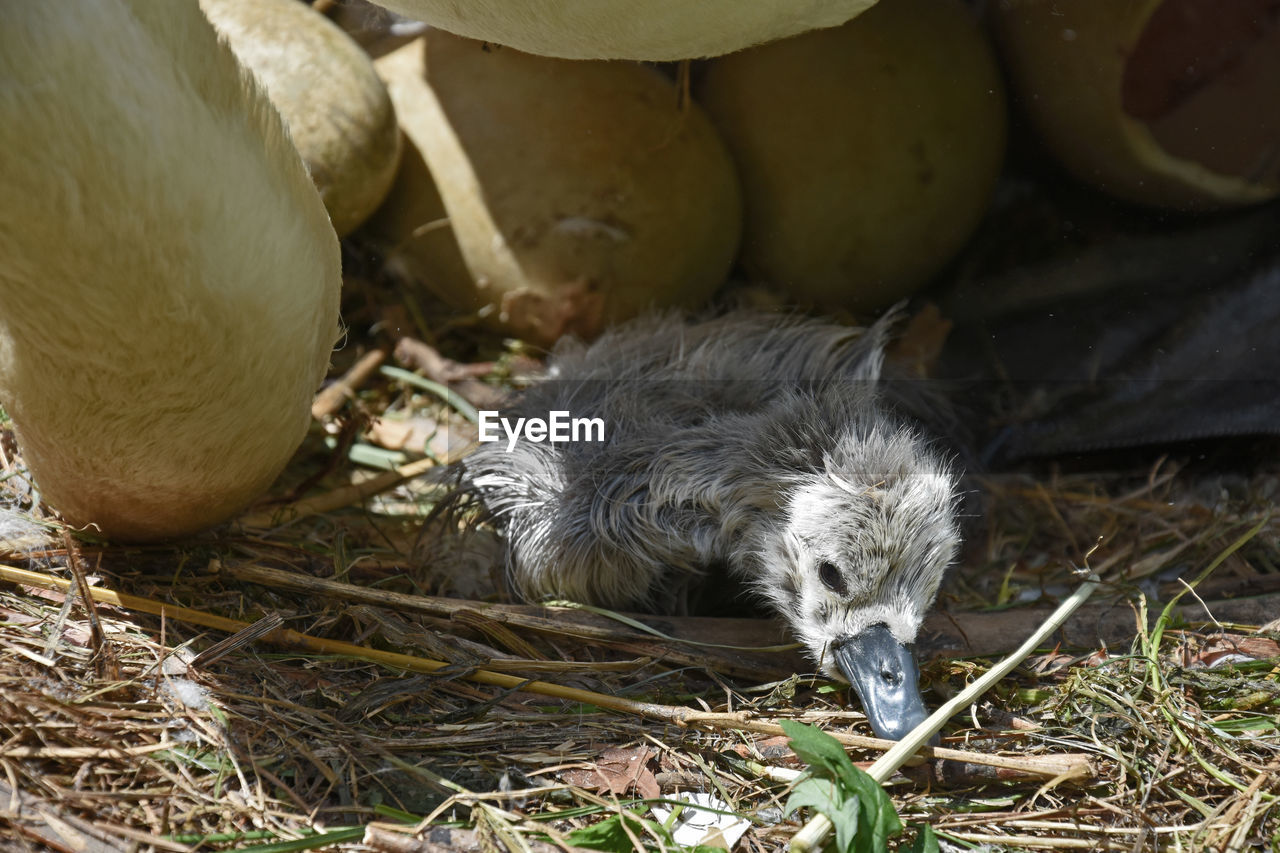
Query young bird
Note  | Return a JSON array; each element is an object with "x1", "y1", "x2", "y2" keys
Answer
[{"x1": 456, "y1": 310, "x2": 961, "y2": 740}]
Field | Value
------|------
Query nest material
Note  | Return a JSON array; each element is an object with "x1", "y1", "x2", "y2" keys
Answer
[{"x1": 2, "y1": 326, "x2": 1278, "y2": 851}]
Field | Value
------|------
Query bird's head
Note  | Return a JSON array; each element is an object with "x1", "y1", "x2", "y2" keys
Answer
[{"x1": 752, "y1": 425, "x2": 960, "y2": 741}]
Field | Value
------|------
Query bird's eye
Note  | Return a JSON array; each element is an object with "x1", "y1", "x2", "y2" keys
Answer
[{"x1": 818, "y1": 561, "x2": 847, "y2": 595}]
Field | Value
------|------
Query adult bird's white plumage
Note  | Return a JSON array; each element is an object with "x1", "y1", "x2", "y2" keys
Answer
[
  {"x1": 455, "y1": 310, "x2": 962, "y2": 740},
  {"x1": 0, "y1": 0, "x2": 342, "y2": 539},
  {"x1": 366, "y1": 0, "x2": 878, "y2": 61}
]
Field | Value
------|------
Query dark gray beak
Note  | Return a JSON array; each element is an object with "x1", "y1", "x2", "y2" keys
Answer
[{"x1": 833, "y1": 624, "x2": 936, "y2": 743}]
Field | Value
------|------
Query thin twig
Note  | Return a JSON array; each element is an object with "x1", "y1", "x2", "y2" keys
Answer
[
  {"x1": 0, "y1": 564, "x2": 1096, "y2": 784},
  {"x1": 236, "y1": 442, "x2": 474, "y2": 529},
  {"x1": 790, "y1": 572, "x2": 1102, "y2": 853},
  {"x1": 312, "y1": 349, "x2": 387, "y2": 419}
]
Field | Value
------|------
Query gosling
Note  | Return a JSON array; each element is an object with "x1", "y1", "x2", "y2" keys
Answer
[{"x1": 455, "y1": 310, "x2": 961, "y2": 740}]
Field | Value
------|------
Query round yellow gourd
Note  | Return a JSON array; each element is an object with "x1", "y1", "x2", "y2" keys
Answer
[
  {"x1": 367, "y1": 32, "x2": 743, "y2": 346},
  {"x1": 992, "y1": 0, "x2": 1280, "y2": 210},
  {"x1": 696, "y1": 0, "x2": 1007, "y2": 312}
]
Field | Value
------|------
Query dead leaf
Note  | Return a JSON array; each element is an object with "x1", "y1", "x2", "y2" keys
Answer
[
  {"x1": 394, "y1": 338, "x2": 494, "y2": 382},
  {"x1": 729, "y1": 735, "x2": 799, "y2": 765},
  {"x1": 1188, "y1": 634, "x2": 1280, "y2": 668},
  {"x1": 561, "y1": 745, "x2": 660, "y2": 800},
  {"x1": 368, "y1": 416, "x2": 438, "y2": 453},
  {"x1": 1029, "y1": 649, "x2": 1082, "y2": 674}
]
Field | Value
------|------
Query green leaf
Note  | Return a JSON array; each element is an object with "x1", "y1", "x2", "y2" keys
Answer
[
  {"x1": 843, "y1": 765, "x2": 903, "y2": 849},
  {"x1": 564, "y1": 811, "x2": 648, "y2": 853},
  {"x1": 779, "y1": 719, "x2": 850, "y2": 782},
  {"x1": 787, "y1": 777, "x2": 861, "y2": 851},
  {"x1": 564, "y1": 808, "x2": 724, "y2": 853},
  {"x1": 904, "y1": 823, "x2": 941, "y2": 853},
  {"x1": 781, "y1": 721, "x2": 907, "y2": 852}
]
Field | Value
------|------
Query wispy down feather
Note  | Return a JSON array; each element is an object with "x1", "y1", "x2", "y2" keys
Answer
[{"x1": 450, "y1": 309, "x2": 961, "y2": 680}]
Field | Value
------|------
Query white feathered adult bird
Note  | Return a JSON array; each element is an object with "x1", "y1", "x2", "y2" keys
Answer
[
  {"x1": 365, "y1": 0, "x2": 878, "y2": 61},
  {"x1": 454, "y1": 310, "x2": 961, "y2": 740},
  {"x1": 0, "y1": 0, "x2": 341, "y2": 540}
]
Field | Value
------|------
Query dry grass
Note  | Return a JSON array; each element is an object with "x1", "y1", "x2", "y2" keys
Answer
[{"x1": 1, "y1": 294, "x2": 1278, "y2": 852}]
